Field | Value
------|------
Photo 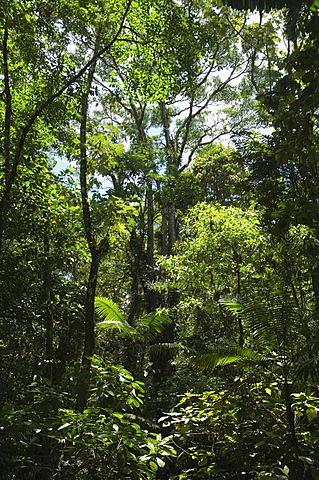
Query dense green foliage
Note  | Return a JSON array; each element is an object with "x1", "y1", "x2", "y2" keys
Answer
[{"x1": 2, "y1": 0, "x2": 319, "y2": 479}]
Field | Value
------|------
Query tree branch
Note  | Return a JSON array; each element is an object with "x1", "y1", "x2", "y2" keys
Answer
[{"x1": 0, "y1": 0, "x2": 133, "y2": 247}]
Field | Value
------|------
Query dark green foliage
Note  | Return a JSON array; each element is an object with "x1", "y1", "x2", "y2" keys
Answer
[{"x1": 0, "y1": 362, "x2": 175, "y2": 479}]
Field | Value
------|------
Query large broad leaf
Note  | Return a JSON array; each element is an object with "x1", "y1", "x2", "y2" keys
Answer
[{"x1": 95, "y1": 297, "x2": 136, "y2": 336}]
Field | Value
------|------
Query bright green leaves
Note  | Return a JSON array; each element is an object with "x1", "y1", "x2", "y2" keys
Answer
[
  {"x1": 106, "y1": 0, "x2": 263, "y2": 103},
  {"x1": 95, "y1": 297, "x2": 137, "y2": 335},
  {"x1": 182, "y1": 143, "x2": 251, "y2": 206},
  {"x1": 159, "y1": 202, "x2": 264, "y2": 301},
  {"x1": 109, "y1": 0, "x2": 209, "y2": 102},
  {"x1": 310, "y1": 0, "x2": 319, "y2": 11},
  {"x1": 87, "y1": 126, "x2": 125, "y2": 176},
  {"x1": 95, "y1": 296, "x2": 171, "y2": 340}
]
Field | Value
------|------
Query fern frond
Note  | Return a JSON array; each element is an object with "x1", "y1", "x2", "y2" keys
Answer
[
  {"x1": 95, "y1": 297, "x2": 136, "y2": 336},
  {"x1": 95, "y1": 297, "x2": 123, "y2": 322}
]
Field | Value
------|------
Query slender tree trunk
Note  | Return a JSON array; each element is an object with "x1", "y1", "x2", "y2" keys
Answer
[
  {"x1": 0, "y1": 26, "x2": 12, "y2": 249},
  {"x1": 146, "y1": 181, "x2": 154, "y2": 272},
  {"x1": 161, "y1": 205, "x2": 169, "y2": 256},
  {"x1": 144, "y1": 180, "x2": 161, "y2": 312},
  {"x1": 82, "y1": 250, "x2": 100, "y2": 363},
  {"x1": 0, "y1": 3, "x2": 132, "y2": 250},
  {"x1": 167, "y1": 202, "x2": 176, "y2": 255},
  {"x1": 76, "y1": 32, "x2": 108, "y2": 411},
  {"x1": 43, "y1": 232, "x2": 53, "y2": 383}
]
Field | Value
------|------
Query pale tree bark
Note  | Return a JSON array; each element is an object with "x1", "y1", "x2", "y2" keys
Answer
[{"x1": 159, "y1": 101, "x2": 178, "y2": 256}]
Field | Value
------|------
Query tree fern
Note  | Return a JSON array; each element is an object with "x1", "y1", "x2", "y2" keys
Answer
[{"x1": 197, "y1": 292, "x2": 302, "y2": 372}]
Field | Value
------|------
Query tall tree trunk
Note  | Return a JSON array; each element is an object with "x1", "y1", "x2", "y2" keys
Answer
[
  {"x1": 167, "y1": 202, "x2": 176, "y2": 255},
  {"x1": 43, "y1": 232, "x2": 53, "y2": 383},
  {"x1": 149, "y1": 102, "x2": 178, "y2": 410},
  {"x1": 144, "y1": 180, "x2": 161, "y2": 313},
  {"x1": 0, "y1": 26, "x2": 12, "y2": 249},
  {"x1": 76, "y1": 32, "x2": 108, "y2": 411}
]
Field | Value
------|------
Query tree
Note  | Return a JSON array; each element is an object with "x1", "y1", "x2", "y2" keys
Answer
[
  {"x1": 86, "y1": 4, "x2": 283, "y2": 409},
  {"x1": 178, "y1": 143, "x2": 251, "y2": 207},
  {"x1": 0, "y1": 0, "x2": 134, "y2": 247}
]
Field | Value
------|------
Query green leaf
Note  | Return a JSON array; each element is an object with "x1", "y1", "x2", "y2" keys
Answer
[
  {"x1": 149, "y1": 461, "x2": 158, "y2": 471},
  {"x1": 57, "y1": 422, "x2": 72, "y2": 430},
  {"x1": 137, "y1": 310, "x2": 172, "y2": 340},
  {"x1": 299, "y1": 456, "x2": 314, "y2": 465},
  {"x1": 306, "y1": 408, "x2": 317, "y2": 422},
  {"x1": 310, "y1": 0, "x2": 319, "y2": 12},
  {"x1": 95, "y1": 297, "x2": 136, "y2": 336}
]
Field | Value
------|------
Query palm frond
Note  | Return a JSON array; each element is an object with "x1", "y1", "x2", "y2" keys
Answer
[
  {"x1": 294, "y1": 356, "x2": 319, "y2": 381},
  {"x1": 95, "y1": 297, "x2": 136, "y2": 336},
  {"x1": 136, "y1": 310, "x2": 172, "y2": 341},
  {"x1": 196, "y1": 347, "x2": 268, "y2": 371},
  {"x1": 148, "y1": 342, "x2": 181, "y2": 356},
  {"x1": 220, "y1": 293, "x2": 300, "y2": 351},
  {"x1": 219, "y1": 299, "x2": 245, "y2": 313}
]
